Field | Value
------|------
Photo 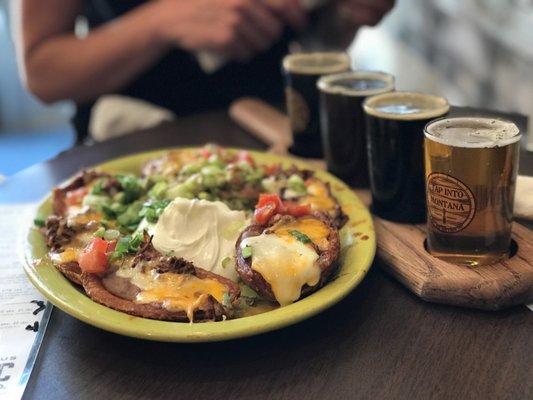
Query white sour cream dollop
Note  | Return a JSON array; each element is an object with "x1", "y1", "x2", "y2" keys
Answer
[{"x1": 152, "y1": 198, "x2": 246, "y2": 281}]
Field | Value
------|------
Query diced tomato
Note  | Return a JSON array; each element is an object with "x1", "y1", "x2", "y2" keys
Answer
[
  {"x1": 236, "y1": 150, "x2": 255, "y2": 166},
  {"x1": 78, "y1": 237, "x2": 109, "y2": 274},
  {"x1": 253, "y1": 193, "x2": 313, "y2": 223},
  {"x1": 200, "y1": 144, "x2": 222, "y2": 159},
  {"x1": 254, "y1": 202, "x2": 277, "y2": 225},
  {"x1": 283, "y1": 202, "x2": 311, "y2": 217},
  {"x1": 65, "y1": 187, "x2": 88, "y2": 206},
  {"x1": 254, "y1": 194, "x2": 283, "y2": 224},
  {"x1": 106, "y1": 240, "x2": 117, "y2": 253},
  {"x1": 262, "y1": 164, "x2": 280, "y2": 176},
  {"x1": 200, "y1": 148, "x2": 212, "y2": 158},
  {"x1": 256, "y1": 193, "x2": 283, "y2": 210}
]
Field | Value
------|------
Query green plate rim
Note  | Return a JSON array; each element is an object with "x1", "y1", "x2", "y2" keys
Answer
[{"x1": 23, "y1": 147, "x2": 376, "y2": 342}]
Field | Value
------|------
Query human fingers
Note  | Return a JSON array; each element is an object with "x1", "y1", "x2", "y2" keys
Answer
[
  {"x1": 264, "y1": 0, "x2": 307, "y2": 32},
  {"x1": 338, "y1": 0, "x2": 393, "y2": 26}
]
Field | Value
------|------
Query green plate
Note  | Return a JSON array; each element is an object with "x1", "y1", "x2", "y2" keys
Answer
[{"x1": 23, "y1": 148, "x2": 375, "y2": 342}]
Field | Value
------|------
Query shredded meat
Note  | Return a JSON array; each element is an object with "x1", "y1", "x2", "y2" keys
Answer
[
  {"x1": 45, "y1": 215, "x2": 77, "y2": 251},
  {"x1": 52, "y1": 170, "x2": 105, "y2": 215},
  {"x1": 278, "y1": 165, "x2": 315, "y2": 181},
  {"x1": 132, "y1": 243, "x2": 197, "y2": 275}
]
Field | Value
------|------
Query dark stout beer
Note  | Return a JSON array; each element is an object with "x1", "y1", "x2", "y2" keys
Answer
[
  {"x1": 424, "y1": 117, "x2": 521, "y2": 266},
  {"x1": 282, "y1": 52, "x2": 351, "y2": 158},
  {"x1": 363, "y1": 91, "x2": 449, "y2": 223},
  {"x1": 317, "y1": 71, "x2": 395, "y2": 187}
]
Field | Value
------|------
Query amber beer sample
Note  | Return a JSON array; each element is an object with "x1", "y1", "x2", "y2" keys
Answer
[
  {"x1": 317, "y1": 71, "x2": 395, "y2": 187},
  {"x1": 283, "y1": 52, "x2": 351, "y2": 158},
  {"x1": 424, "y1": 117, "x2": 521, "y2": 266},
  {"x1": 363, "y1": 92, "x2": 449, "y2": 223}
]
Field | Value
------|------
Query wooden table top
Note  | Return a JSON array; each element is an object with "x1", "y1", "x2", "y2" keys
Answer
[{"x1": 2, "y1": 110, "x2": 531, "y2": 400}]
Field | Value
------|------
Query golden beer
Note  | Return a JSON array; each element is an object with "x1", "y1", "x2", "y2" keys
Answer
[{"x1": 424, "y1": 117, "x2": 521, "y2": 266}]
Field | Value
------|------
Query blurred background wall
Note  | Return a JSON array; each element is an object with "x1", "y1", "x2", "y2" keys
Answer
[
  {"x1": 0, "y1": 0, "x2": 532, "y2": 177},
  {"x1": 351, "y1": 0, "x2": 533, "y2": 127},
  {"x1": 0, "y1": 0, "x2": 74, "y2": 177}
]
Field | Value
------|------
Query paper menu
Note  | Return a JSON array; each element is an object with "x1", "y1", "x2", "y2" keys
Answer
[{"x1": 0, "y1": 204, "x2": 51, "y2": 400}]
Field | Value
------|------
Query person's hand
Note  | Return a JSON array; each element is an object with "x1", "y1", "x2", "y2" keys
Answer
[
  {"x1": 264, "y1": 0, "x2": 307, "y2": 32},
  {"x1": 153, "y1": 0, "x2": 306, "y2": 61},
  {"x1": 336, "y1": 0, "x2": 395, "y2": 27}
]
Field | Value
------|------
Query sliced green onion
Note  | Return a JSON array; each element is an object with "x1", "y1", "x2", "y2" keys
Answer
[
  {"x1": 116, "y1": 174, "x2": 144, "y2": 203},
  {"x1": 221, "y1": 256, "x2": 232, "y2": 269},
  {"x1": 148, "y1": 181, "x2": 167, "y2": 199},
  {"x1": 240, "y1": 284, "x2": 259, "y2": 299},
  {"x1": 111, "y1": 231, "x2": 145, "y2": 260},
  {"x1": 113, "y1": 192, "x2": 126, "y2": 204},
  {"x1": 110, "y1": 201, "x2": 126, "y2": 213},
  {"x1": 221, "y1": 292, "x2": 231, "y2": 308},
  {"x1": 287, "y1": 174, "x2": 306, "y2": 194},
  {"x1": 93, "y1": 227, "x2": 106, "y2": 238},
  {"x1": 103, "y1": 229, "x2": 120, "y2": 241},
  {"x1": 112, "y1": 236, "x2": 130, "y2": 259},
  {"x1": 33, "y1": 215, "x2": 46, "y2": 227},
  {"x1": 167, "y1": 183, "x2": 194, "y2": 200},
  {"x1": 241, "y1": 245, "x2": 252, "y2": 258},
  {"x1": 290, "y1": 230, "x2": 312, "y2": 244},
  {"x1": 180, "y1": 163, "x2": 202, "y2": 176},
  {"x1": 82, "y1": 194, "x2": 110, "y2": 209},
  {"x1": 91, "y1": 178, "x2": 106, "y2": 195},
  {"x1": 183, "y1": 174, "x2": 200, "y2": 192},
  {"x1": 140, "y1": 199, "x2": 170, "y2": 223},
  {"x1": 116, "y1": 201, "x2": 143, "y2": 229},
  {"x1": 128, "y1": 232, "x2": 144, "y2": 251},
  {"x1": 198, "y1": 191, "x2": 210, "y2": 200}
]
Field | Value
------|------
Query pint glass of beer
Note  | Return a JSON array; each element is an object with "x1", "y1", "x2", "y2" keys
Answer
[
  {"x1": 363, "y1": 91, "x2": 450, "y2": 223},
  {"x1": 317, "y1": 71, "x2": 395, "y2": 187},
  {"x1": 424, "y1": 117, "x2": 521, "y2": 266},
  {"x1": 282, "y1": 52, "x2": 351, "y2": 158}
]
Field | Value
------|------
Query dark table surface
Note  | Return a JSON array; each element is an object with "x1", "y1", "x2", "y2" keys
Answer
[{"x1": 1, "y1": 110, "x2": 532, "y2": 400}]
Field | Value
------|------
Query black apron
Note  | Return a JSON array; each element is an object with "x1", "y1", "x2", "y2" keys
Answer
[{"x1": 74, "y1": 0, "x2": 290, "y2": 142}]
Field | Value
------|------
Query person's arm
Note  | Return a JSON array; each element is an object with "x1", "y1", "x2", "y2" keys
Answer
[
  {"x1": 14, "y1": 0, "x2": 305, "y2": 104},
  {"x1": 300, "y1": 0, "x2": 395, "y2": 50},
  {"x1": 14, "y1": 0, "x2": 172, "y2": 103}
]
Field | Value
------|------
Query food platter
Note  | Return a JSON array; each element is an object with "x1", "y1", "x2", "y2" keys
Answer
[{"x1": 23, "y1": 147, "x2": 375, "y2": 342}]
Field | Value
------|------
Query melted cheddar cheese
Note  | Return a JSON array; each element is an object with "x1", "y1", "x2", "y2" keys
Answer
[
  {"x1": 241, "y1": 233, "x2": 320, "y2": 306},
  {"x1": 272, "y1": 216, "x2": 330, "y2": 251},
  {"x1": 298, "y1": 179, "x2": 336, "y2": 214},
  {"x1": 130, "y1": 271, "x2": 227, "y2": 322},
  {"x1": 50, "y1": 247, "x2": 80, "y2": 264}
]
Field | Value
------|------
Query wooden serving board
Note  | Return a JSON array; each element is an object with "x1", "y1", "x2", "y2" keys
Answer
[
  {"x1": 229, "y1": 98, "x2": 533, "y2": 310},
  {"x1": 373, "y1": 216, "x2": 533, "y2": 310},
  {"x1": 352, "y1": 189, "x2": 533, "y2": 310}
]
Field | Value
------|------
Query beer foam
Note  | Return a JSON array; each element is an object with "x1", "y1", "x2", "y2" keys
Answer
[
  {"x1": 363, "y1": 92, "x2": 449, "y2": 121},
  {"x1": 425, "y1": 117, "x2": 521, "y2": 148},
  {"x1": 317, "y1": 71, "x2": 395, "y2": 97},
  {"x1": 283, "y1": 52, "x2": 351, "y2": 75}
]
